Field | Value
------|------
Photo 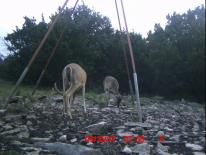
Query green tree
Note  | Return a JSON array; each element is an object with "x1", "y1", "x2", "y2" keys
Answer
[
  {"x1": 1, "y1": 4, "x2": 204, "y2": 103},
  {"x1": 165, "y1": 5, "x2": 205, "y2": 101}
]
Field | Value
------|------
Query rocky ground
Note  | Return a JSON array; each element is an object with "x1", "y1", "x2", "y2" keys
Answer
[{"x1": 0, "y1": 95, "x2": 205, "y2": 155}]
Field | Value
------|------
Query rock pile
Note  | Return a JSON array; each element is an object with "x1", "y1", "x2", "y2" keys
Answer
[{"x1": 0, "y1": 95, "x2": 205, "y2": 155}]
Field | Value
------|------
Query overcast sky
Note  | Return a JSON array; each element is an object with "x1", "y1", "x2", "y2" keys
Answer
[{"x1": 0, "y1": 0, "x2": 205, "y2": 56}]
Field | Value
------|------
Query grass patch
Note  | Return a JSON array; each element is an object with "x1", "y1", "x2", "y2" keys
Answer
[
  {"x1": 0, "y1": 150, "x2": 23, "y2": 155},
  {"x1": 86, "y1": 90, "x2": 107, "y2": 107},
  {"x1": 0, "y1": 79, "x2": 52, "y2": 106}
]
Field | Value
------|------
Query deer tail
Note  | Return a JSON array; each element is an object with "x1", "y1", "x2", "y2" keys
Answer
[{"x1": 54, "y1": 82, "x2": 63, "y2": 95}]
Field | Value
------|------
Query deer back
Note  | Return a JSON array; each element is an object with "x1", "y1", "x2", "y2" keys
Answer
[{"x1": 66, "y1": 63, "x2": 87, "y2": 86}]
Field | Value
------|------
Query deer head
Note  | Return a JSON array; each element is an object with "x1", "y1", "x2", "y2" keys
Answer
[{"x1": 103, "y1": 76, "x2": 122, "y2": 107}]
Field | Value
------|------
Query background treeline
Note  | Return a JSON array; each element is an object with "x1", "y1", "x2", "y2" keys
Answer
[{"x1": 0, "y1": 5, "x2": 205, "y2": 103}]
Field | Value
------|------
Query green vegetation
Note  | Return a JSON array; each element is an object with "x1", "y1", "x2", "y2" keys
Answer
[
  {"x1": 86, "y1": 90, "x2": 107, "y2": 107},
  {"x1": 0, "y1": 79, "x2": 52, "y2": 105},
  {"x1": 0, "y1": 150, "x2": 23, "y2": 155},
  {"x1": 0, "y1": 4, "x2": 205, "y2": 103}
]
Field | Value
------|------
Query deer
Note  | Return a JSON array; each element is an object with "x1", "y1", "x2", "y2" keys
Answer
[
  {"x1": 103, "y1": 76, "x2": 122, "y2": 108},
  {"x1": 54, "y1": 63, "x2": 87, "y2": 119}
]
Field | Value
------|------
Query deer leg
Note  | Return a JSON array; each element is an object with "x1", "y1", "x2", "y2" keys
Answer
[
  {"x1": 63, "y1": 82, "x2": 73, "y2": 116},
  {"x1": 105, "y1": 90, "x2": 110, "y2": 106},
  {"x1": 108, "y1": 92, "x2": 111, "y2": 106},
  {"x1": 63, "y1": 96, "x2": 65, "y2": 115},
  {"x1": 65, "y1": 84, "x2": 80, "y2": 119},
  {"x1": 70, "y1": 93, "x2": 75, "y2": 104},
  {"x1": 63, "y1": 94, "x2": 67, "y2": 115},
  {"x1": 62, "y1": 69, "x2": 68, "y2": 115},
  {"x1": 64, "y1": 93, "x2": 70, "y2": 115},
  {"x1": 64, "y1": 92, "x2": 72, "y2": 119},
  {"x1": 82, "y1": 84, "x2": 86, "y2": 113},
  {"x1": 68, "y1": 97, "x2": 72, "y2": 119}
]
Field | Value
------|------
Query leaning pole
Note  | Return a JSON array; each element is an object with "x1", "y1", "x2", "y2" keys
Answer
[
  {"x1": 114, "y1": 0, "x2": 135, "y2": 104},
  {"x1": 119, "y1": 0, "x2": 142, "y2": 122},
  {"x1": 6, "y1": 0, "x2": 69, "y2": 103},
  {"x1": 31, "y1": 0, "x2": 79, "y2": 96}
]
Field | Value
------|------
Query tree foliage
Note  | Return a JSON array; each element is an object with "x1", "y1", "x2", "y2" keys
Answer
[{"x1": 0, "y1": 5, "x2": 205, "y2": 103}]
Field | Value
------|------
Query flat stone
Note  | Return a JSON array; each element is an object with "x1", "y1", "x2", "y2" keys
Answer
[
  {"x1": 86, "y1": 121, "x2": 112, "y2": 134},
  {"x1": 0, "y1": 120, "x2": 5, "y2": 127},
  {"x1": 116, "y1": 129, "x2": 134, "y2": 137},
  {"x1": 7, "y1": 102, "x2": 27, "y2": 113},
  {"x1": 2, "y1": 124, "x2": 13, "y2": 130},
  {"x1": 21, "y1": 147, "x2": 39, "y2": 151},
  {"x1": 186, "y1": 143, "x2": 203, "y2": 151},
  {"x1": 193, "y1": 132, "x2": 199, "y2": 135},
  {"x1": 38, "y1": 95, "x2": 47, "y2": 101},
  {"x1": 123, "y1": 109, "x2": 132, "y2": 114},
  {"x1": 146, "y1": 119, "x2": 159, "y2": 124},
  {"x1": 31, "y1": 137, "x2": 51, "y2": 142},
  {"x1": 193, "y1": 152, "x2": 206, "y2": 155},
  {"x1": 17, "y1": 130, "x2": 30, "y2": 139},
  {"x1": 70, "y1": 138, "x2": 77, "y2": 143},
  {"x1": 130, "y1": 128, "x2": 137, "y2": 132},
  {"x1": 26, "y1": 151, "x2": 40, "y2": 155},
  {"x1": 0, "y1": 128, "x2": 21, "y2": 135},
  {"x1": 53, "y1": 96, "x2": 63, "y2": 103},
  {"x1": 26, "y1": 114, "x2": 37, "y2": 120},
  {"x1": 122, "y1": 145, "x2": 132, "y2": 154},
  {"x1": 164, "y1": 126, "x2": 173, "y2": 131},
  {"x1": 156, "y1": 148, "x2": 172, "y2": 155},
  {"x1": 171, "y1": 135, "x2": 180, "y2": 142},
  {"x1": 4, "y1": 114, "x2": 23, "y2": 122},
  {"x1": 115, "y1": 125, "x2": 126, "y2": 129},
  {"x1": 86, "y1": 142, "x2": 93, "y2": 146},
  {"x1": 156, "y1": 131, "x2": 165, "y2": 137},
  {"x1": 157, "y1": 142, "x2": 169, "y2": 152},
  {"x1": 15, "y1": 125, "x2": 30, "y2": 139},
  {"x1": 192, "y1": 123, "x2": 200, "y2": 132},
  {"x1": 26, "y1": 121, "x2": 33, "y2": 126},
  {"x1": 124, "y1": 122, "x2": 152, "y2": 128},
  {"x1": 59, "y1": 135, "x2": 67, "y2": 142},
  {"x1": 200, "y1": 137, "x2": 205, "y2": 143},
  {"x1": 0, "y1": 109, "x2": 7, "y2": 116},
  {"x1": 92, "y1": 111, "x2": 102, "y2": 115},
  {"x1": 8, "y1": 96, "x2": 23, "y2": 103},
  {"x1": 87, "y1": 107, "x2": 99, "y2": 111},
  {"x1": 130, "y1": 142, "x2": 150, "y2": 154},
  {"x1": 101, "y1": 107, "x2": 112, "y2": 112},
  {"x1": 11, "y1": 140, "x2": 23, "y2": 146},
  {"x1": 101, "y1": 107, "x2": 119, "y2": 113},
  {"x1": 35, "y1": 142, "x2": 104, "y2": 155}
]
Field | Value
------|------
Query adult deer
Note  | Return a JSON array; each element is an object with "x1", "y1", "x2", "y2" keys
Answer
[
  {"x1": 103, "y1": 76, "x2": 122, "y2": 107},
  {"x1": 54, "y1": 63, "x2": 87, "y2": 119}
]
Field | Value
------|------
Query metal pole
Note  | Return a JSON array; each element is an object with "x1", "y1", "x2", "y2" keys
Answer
[
  {"x1": 31, "y1": 0, "x2": 79, "y2": 95},
  {"x1": 120, "y1": 0, "x2": 142, "y2": 122},
  {"x1": 6, "y1": 0, "x2": 69, "y2": 103},
  {"x1": 114, "y1": 0, "x2": 134, "y2": 104}
]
